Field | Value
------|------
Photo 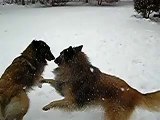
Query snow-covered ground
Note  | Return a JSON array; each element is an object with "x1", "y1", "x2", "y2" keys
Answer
[{"x1": 0, "y1": 1, "x2": 160, "y2": 120}]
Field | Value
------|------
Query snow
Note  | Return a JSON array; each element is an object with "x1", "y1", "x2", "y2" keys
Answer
[
  {"x1": 90, "y1": 67, "x2": 94, "y2": 72},
  {"x1": 102, "y1": 98, "x2": 105, "y2": 101},
  {"x1": 120, "y1": 88, "x2": 125, "y2": 91},
  {"x1": 0, "y1": 1, "x2": 160, "y2": 120}
]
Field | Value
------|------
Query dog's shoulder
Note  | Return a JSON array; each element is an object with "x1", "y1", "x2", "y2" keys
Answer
[
  {"x1": 12, "y1": 56, "x2": 35, "y2": 69},
  {"x1": 11, "y1": 56, "x2": 36, "y2": 71},
  {"x1": 1, "y1": 56, "x2": 36, "y2": 80}
]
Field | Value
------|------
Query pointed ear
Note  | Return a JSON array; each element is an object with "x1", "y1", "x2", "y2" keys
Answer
[
  {"x1": 68, "y1": 46, "x2": 73, "y2": 50},
  {"x1": 68, "y1": 46, "x2": 74, "y2": 53},
  {"x1": 32, "y1": 40, "x2": 40, "y2": 48},
  {"x1": 74, "y1": 45, "x2": 83, "y2": 52},
  {"x1": 32, "y1": 40, "x2": 37, "y2": 43},
  {"x1": 32, "y1": 40, "x2": 38, "y2": 45}
]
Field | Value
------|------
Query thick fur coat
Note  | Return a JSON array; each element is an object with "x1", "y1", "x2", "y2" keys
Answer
[
  {"x1": 0, "y1": 40, "x2": 54, "y2": 120},
  {"x1": 42, "y1": 45, "x2": 160, "y2": 120}
]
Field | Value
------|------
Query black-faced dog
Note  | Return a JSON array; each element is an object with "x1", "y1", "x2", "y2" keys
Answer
[
  {"x1": 42, "y1": 45, "x2": 160, "y2": 120},
  {"x1": 0, "y1": 40, "x2": 55, "y2": 120}
]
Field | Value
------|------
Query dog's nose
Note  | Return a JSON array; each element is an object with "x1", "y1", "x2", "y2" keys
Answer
[
  {"x1": 46, "y1": 53, "x2": 55, "y2": 61},
  {"x1": 51, "y1": 54, "x2": 55, "y2": 60},
  {"x1": 54, "y1": 57, "x2": 60, "y2": 64},
  {"x1": 54, "y1": 58, "x2": 58, "y2": 64}
]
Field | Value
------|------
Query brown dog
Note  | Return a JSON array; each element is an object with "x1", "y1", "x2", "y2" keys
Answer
[
  {"x1": 0, "y1": 40, "x2": 55, "y2": 120},
  {"x1": 42, "y1": 45, "x2": 160, "y2": 120}
]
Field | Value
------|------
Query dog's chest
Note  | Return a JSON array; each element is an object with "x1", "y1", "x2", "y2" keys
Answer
[{"x1": 54, "y1": 67, "x2": 71, "y2": 81}]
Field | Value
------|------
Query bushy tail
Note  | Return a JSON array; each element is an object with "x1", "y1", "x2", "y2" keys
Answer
[{"x1": 141, "y1": 91, "x2": 160, "y2": 111}]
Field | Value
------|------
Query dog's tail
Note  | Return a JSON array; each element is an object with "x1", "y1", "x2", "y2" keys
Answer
[{"x1": 140, "y1": 91, "x2": 160, "y2": 112}]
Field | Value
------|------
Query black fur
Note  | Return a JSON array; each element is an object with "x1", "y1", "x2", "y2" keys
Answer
[
  {"x1": 32, "y1": 40, "x2": 55, "y2": 63},
  {"x1": 54, "y1": 45, "x2": 83, "y2": 65}
]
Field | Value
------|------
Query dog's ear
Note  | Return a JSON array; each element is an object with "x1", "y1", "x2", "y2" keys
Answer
[
  {"x1": 32, "y1": 40, "x2": 39, "y2": 47},
  {"x1": 68, "y1": 46, "x2": 74, "y2": 52},
  {"x1": 32, "y1": 40, "x2": 37, "y2": 43},
  {"x1": 62, "y1": 46, "x2": 75, "y2": 61},
  {"x1": 32, "y1": 40, "x2": 45, "y2": 48},
  {"x1": 66, "y1": 46, "x2": 74, "y2": 56},
  {"x1": 74, "y1": 45, "x2": 83, "y2": 53}
]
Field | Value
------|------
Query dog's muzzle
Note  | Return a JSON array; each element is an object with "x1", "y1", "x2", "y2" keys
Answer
[
  {"x1": 54, "y1": 56, "x2": 61, "y2": 65},
  {"x1": 46, "y1": 52, "x2": 55, "y2": 61}
]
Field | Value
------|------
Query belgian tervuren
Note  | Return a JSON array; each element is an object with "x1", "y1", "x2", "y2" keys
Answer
[
  {"x1": 42, "y1": 45, "x2": 160, "y2": 120},
  {"x1": 0, "y1": 40, "x2": 55, "y2": 120}
]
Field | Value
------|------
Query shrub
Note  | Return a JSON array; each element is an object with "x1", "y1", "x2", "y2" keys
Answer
[{"x1": 134, "y1": 0, "x2": 160, "y2": 18}]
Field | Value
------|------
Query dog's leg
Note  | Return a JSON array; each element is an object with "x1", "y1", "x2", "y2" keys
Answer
[
  {"x1": 4, "y1": 90, "x2": 29, "y2": 120},
  {"x1": 104, "y1": 102, "x2": 134, "y2": 120},
  {"x1": 43, "y1": 99, "x2": 76, "y2": 111},
  {"x1": 41, "y1": 79, "x2": 56, "y2": 87}
]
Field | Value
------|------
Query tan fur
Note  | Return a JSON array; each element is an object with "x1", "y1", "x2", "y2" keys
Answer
[
  {"x1": 0, "y1": 40, "x2": 54, "y2": 120},
  {"x1": 42, "y1": 48, "x2": 160, "y2": 120}
]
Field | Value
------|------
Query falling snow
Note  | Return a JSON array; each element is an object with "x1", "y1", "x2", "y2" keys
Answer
[
  {"x1": 121, "y1": 88, "x2": 125, "y2": 91},
  {"x1": 0, "y1": 1, "x2": 160, "y2": 120},
  {"x1": 102, "y1": 98, "x2": 105, "y2": 101},
  {"x1": 90, "y1": 67, "x2": 94, "y2": 73}
]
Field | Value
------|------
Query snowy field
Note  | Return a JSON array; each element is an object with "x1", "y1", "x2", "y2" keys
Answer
[{"x1": 0, "y1": 1, "x2": 160, "y2": 120}]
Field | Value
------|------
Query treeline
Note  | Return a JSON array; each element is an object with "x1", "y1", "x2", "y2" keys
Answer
[
  {"x1": 3, "y1": 0, "x2": 37, "y2": 5},
  {"x1": 2, "y1": 0, "x2": 119, "y2": 5}
]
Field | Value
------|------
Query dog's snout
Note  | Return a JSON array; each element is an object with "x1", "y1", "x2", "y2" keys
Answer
[
  {"x1": 54, "y1": 58, "x2": 58, "y2": 64},
  {"x1": 46, "y1": 52, "x2": 55, "y2": 61},
  {"x1": 54, "y1": 57, "x2": 61, "y2": 65},
  {"x1": 50, "y1": 54, "x2": 55, "y2": 60}
]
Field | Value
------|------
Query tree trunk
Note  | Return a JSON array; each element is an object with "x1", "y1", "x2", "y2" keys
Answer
[{"x1": 22, "y1": 0, "x2": 25, "y2": 5}]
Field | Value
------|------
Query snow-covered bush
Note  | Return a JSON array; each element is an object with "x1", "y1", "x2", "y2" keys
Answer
[{"x1": 134, "y1": 0, "x2": 160, "y2": 18}]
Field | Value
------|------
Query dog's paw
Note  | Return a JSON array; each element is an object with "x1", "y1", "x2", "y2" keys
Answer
[{"x1": 42, "y1": 105, "x2": 51, "y2": 111}]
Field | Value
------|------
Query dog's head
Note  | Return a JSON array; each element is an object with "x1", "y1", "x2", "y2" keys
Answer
[
  {"x1": 54, "y1": 45, "x2": 83, "y2": 66},
  {"x1": 32, "y1": 40, "x2": 55, "y2": 63}
]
